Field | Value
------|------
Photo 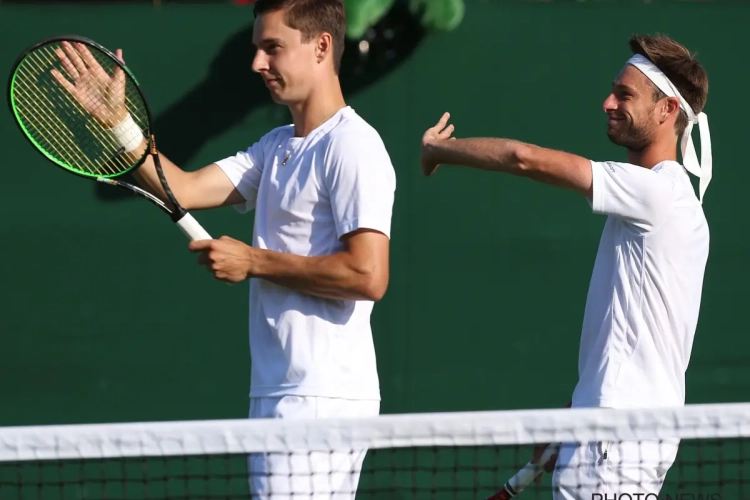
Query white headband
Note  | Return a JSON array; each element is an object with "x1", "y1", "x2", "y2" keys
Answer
[{"x1": 627, "y1": 53, "x2": 712, "y2": 204}]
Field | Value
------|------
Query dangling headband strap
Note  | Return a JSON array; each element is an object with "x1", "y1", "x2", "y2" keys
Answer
[{"x1": 627, "y1": 54, "x2": 712, "y2": 203}]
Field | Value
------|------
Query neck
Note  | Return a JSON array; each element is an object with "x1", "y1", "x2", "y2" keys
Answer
[
  {"x1": 626, "y1": 135, "x2": 679, "y2": 169},
  {"x1": 288, "y1": 76, "x2": 346, "y2": 137}
]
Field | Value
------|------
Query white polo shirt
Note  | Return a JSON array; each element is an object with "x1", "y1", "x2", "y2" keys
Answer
[
  {"x1": 215, "y1": 107, "x2": 396, "y2": 401},
  {"x1": 571, "y1": 160, "x2": 709, "y2": 409}
]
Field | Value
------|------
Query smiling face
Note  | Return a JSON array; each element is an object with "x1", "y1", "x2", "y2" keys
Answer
[
  {"x1": 251, "y1": 8, "x2": 322, "y2": 105},
  {"x1": 602, "y1": 64, "x2": 662, "y2": 152}
]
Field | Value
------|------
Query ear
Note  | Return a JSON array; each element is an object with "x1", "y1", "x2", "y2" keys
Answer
[
  {"x1": 315, "y1": 32, "x2": 333, "y2": 64},
  {"x1": 664, "y1": 97, "x2": 681, "y2": 121}
]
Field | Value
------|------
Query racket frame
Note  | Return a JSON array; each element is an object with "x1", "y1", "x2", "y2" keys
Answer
[
  {"x1": 7, "y1": 34, "x2": 149, "y2": 180},
  {"x1": 7, "y1": 34, "x2": 211, "y2": 240}
]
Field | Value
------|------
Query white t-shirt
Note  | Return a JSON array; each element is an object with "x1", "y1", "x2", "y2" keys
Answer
[
  {"x1": 214, "y1": 106, "x2": 396, "y2": 401},
  {"x1": 571, "y1": 160, "x2": 709, "y2": 409}
]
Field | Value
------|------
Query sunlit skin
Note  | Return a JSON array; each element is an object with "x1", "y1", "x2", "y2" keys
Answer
[
  {"x1": 602, "y1": 64, "x2": 683, "y2": 168},
  {"x1": 251, "y1": 9, "x2": 346, "y2": 137}
]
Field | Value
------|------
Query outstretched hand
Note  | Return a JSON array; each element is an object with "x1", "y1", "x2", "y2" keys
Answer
[
  {"x1": 189, "y1": 236, "x2": 258, "y2": 283},
  {"x1": 51, "y1": 42, "x2": 128, "y2": 128},
  {"x1": 421, "y1": 111, "x2": 455, "y2": 176}
]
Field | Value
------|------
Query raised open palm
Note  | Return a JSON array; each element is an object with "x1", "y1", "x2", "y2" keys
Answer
[
  {"x1": 421, "y1": 112, "x2": 455, "y2": 176},
  {"x1": 51, "y1": 41, "x2": 127, "y2": 128}
]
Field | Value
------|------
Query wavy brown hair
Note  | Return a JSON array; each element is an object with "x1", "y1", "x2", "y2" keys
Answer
[{"x1": 629, "y1": 34, "x2": 709, "y2": 135}]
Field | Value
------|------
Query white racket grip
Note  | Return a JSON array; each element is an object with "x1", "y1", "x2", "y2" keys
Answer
[
  {"x1": 175, "y1": 212, "x2": 212, "y2": 241},
  {"x1": 506, "y1": 443, "x2": 561, "y2": 495}
]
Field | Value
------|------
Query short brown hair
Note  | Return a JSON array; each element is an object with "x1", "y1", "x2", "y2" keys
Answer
[
  {"x1": 253, "y1": 0, "x2": 346, "y2": 74},
  {"x1": 629, "y1": 34, "x2": 709, "y2": 136}
]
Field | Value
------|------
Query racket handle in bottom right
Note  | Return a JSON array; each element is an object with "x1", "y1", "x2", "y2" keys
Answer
[{"x1": 175, "y1": 212, "x2": 212, "y2": 241}]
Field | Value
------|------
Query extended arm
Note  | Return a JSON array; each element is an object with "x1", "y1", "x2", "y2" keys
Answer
[
  {"x1": 421, "y1": 114, "x2": 676, "y2": 230},
  {"x1": 122, "y1": 138, "x2": 245, "y2": 211},
  {"x1": 421, "y1": 113, "x2": 593, "y2": 198}
]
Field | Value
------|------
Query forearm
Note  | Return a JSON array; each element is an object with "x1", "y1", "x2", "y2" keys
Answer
[
  {"x1": 428, "y1": 137, "x2": 592, "y2": 193},
  {"x1": 106, "y1": 113, "x2": 220, "y2": 211},
  {"x1": 253, "y1": 249, "x2": 382, "y2": 301},
  {"x1": 428, "y1": 137, "x2": 529, "y2": 175},
  {"x1": 128, "y1": 142, "x2": 191, "y2": 209},
  {"x1": 130, "y1": 147, "x2": 247, "y2": 211}
]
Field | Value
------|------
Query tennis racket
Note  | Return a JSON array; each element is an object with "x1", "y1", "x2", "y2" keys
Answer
[
  {"x1": 483, "y1": 443, "x2": 561, "y2": 499},
  {"x1": 7, "y1": 35, "x2": 212, "y2": 241}
]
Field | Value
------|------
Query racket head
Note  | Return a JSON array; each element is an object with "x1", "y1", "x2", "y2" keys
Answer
[{"x1": 7, "y1": 35, "x2": 153, "y2": 180}]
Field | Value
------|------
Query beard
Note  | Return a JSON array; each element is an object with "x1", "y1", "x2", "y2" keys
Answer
[{"x1": 607, "y1": 114, "x2": 654, "y2": 152}]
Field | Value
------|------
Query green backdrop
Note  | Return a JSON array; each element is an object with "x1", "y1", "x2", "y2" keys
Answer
[{"x1": 1, "y1": 0, "x2": 748, "y2": 428}]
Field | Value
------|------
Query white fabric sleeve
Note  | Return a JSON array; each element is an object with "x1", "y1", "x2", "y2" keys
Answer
[
  {"x1": 324, "y1": 133, "x2": 396, "y2": 239},
  {"x1": 589, "y1": 160, "x2": 675, "y2": 232},
  {"x1": 214, "y1": 139, "x2": 265, "y2": 214}
]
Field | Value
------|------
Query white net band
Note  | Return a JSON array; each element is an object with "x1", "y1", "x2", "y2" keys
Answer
[
  {"x1": 1, "y1": 403, "x2": 748, "y2": 500},
  {"x1": 1, "y1": 402, "x2": 749, "y2": 461}
]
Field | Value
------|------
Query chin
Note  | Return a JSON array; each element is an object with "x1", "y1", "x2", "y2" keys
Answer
[
  {"x1": 606, "y1": 131, "x2": 621, "y2": 145},
  {"x1": 268, "y1": 88, "x2": 296, "y2": 105},
  {"x1": 606, "y1": 126, "x2": 629, "y2": 146},
  {"x1": 270, "y1": 93, "x2": 293, "y2": 106}
]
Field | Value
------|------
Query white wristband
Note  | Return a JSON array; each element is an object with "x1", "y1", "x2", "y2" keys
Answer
[{"x1": 108, "y1": 113, "x2": 145, "y2": 153}]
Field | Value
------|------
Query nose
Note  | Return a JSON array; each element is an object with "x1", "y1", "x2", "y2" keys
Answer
[
  {"x1": 252, "y1": 50, "x2": 268, "y2": 74},
  {"x1": 602, "y1": 93, "x2": 617, "y2": 114}
]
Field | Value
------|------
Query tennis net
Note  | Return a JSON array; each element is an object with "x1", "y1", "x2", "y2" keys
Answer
[{"x1": 1, "y1": 403, "x2": 748, "y2": 499}]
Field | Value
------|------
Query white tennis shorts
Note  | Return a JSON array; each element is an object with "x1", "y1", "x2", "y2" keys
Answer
[
  {"x1": 552, "y1": 438, "x2": 680, "y2": 500},
  {"x1": 247, "y1": 395, "x2": 380, "y2": 500}
]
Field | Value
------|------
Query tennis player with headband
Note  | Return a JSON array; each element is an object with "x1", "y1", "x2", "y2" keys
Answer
[
  {"x1": 421, "y1": 34, "x2": 711, "y2": 498},
  {"x1": 52, "y1": 0, "x2": 395, "y2": 498}
]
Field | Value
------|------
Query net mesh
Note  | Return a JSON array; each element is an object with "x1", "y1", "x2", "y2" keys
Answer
[{"x1": 1, "y1": 403, "x2": 748, "y2": 499}]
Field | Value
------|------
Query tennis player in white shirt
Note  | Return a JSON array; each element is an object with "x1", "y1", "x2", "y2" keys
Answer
[
  {"x1": 420, "y1": 34, "x2": 711, "y2": 499},
  {"x1": 188, "y1": 1, "x2": 396, "y2": 497},
  {"x1": 66, "y1": 0, "x2": 396, "y2": 498}
]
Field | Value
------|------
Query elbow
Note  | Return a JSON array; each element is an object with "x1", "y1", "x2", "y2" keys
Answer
[
  {"x1": 353, "y1": 267, "x2": 389, "y2": 302},
  {"x1": 514, "y1": 143, "x2": 537, "y2": 176},
  {"x1": 360, "y1": 272, "x2": 388, "y2": 302},
  {"x1": 178, "y1": 172, "x2": 199, "y2": 210},
  {"x1": 365, "y1": 281, "x2": 388, "y2": 302}
]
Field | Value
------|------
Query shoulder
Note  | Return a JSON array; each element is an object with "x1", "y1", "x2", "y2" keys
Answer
[
  {"x1": 256, "y1": 124, "x2": 294, "y2": 149},
  {"x1": 652, "y1": 160, "x2": 688, "y2": 182},
  {"x1": 322, "y1": 108, "x2": 390, "y2": 160},
  {"x1": 590, "y1": 160, "x2": 682, "y2": 222},
  {"x1": 594, "y1": 160, "x2": 680, "y2": 179},
  {"x1": 317, "y1": 110, "x2": 396, "y2": 190},
  {"x1": 592, "y1": 160, "x2": 680, "y2": 191},
  {"x1": 231, "y1": 124, "x2": 293, "y2": 158}
]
